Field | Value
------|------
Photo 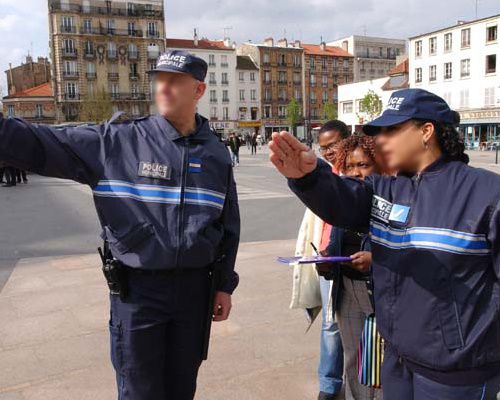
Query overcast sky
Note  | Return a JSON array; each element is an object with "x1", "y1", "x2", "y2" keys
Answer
[{"x1": 0, "y1": 0, "x2": 498, "y2": 96}]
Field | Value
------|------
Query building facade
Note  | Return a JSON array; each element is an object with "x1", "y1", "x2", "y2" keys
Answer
[
  {"x1": 328, "y1": 35, "x2": 406, "y2": 82},
  {"x1": 166, "y1": 35, "x2": 237, "y2": 137},
  {"x1": 236, "y1": 55, "x2": 261, "y2": 138},
  {"x1": 338, "y1": 59, "x2": 409, "y2": 132},
  {"x1": 409, "y1": 14, "x2": 500, "y2": 147},
  {"x1": 48, "y1": 0, "x2": 165, "y2": 122},
  {"x1": 2, "y1": 83, "x2": 56, "y2": 124},
  {"x1": 239, "y1": 38, "x2": 304, "y2": 139},
  {"x1": 302, "y1": 42, "x2": 353, "y2": 130},
  {"x1": 5, "y1": 56, "x2": 51, "y2": 96}
]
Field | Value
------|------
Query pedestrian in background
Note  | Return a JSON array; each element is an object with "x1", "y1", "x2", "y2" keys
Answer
[
  {"x1": 251, "y1": 132, "x2": 258, "y2": 155},
  {"x1": 229, "y1": 132, "x2": 241, "y2": 167},
  {"x1": 291, "y1": 120, "x2": 350, "y2": 400},
  {"x1": 15, "y1": 169, "x2": 28, "y2": 184}
]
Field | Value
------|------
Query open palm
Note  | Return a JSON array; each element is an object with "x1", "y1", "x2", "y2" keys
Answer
[{"x1": 269, "y1": 131, "x2": 318, "y2": 179}]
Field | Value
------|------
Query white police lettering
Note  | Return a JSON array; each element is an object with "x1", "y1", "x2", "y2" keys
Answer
[
  {"x1": 371, "y1": 195, "x2": 393, "y2": 223},
  {"x1": 386, "y1": 96, "x2": 405, "y2": 111},
  {"x1": 138, "y1": 162, "x2": 171, "y2": 180},
  {"x1": 158, "y1": 53, "x2": 187, "y2": 69}
]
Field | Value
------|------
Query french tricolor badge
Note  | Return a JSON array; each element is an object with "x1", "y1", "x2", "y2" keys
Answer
[{"x1": 188, "y1": 158, "x2": 202, "y2": 173}]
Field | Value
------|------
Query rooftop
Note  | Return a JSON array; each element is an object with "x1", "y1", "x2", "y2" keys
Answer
[
  {"x1": 5, "y1": 82, "x2": 53, "y2": 99},
  {"x1": 166, "y1": 38, "x2": 234, "y2": 51},
  {"x1": 409, "y1": 12, "x2": 500, "y2": 39},
  {"x1": 237, "y1": 55, "x2": 259, "y2": 70},
  {"x1": 302, "y1": 43, "x2": 353, "y2": 57},
  {"x1": 388, "y1": 59, "x2": 409, "y2": 76}
]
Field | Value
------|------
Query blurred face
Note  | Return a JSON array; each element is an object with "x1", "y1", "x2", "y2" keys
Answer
[
  {"x1": 319, "y1": 131, "x2": 343, "y2": 163},
  {"x1": 344, "y1": 147, "x2": 377, "y2": 180},
  {"x1": 154, "y1": 72, "x2": 206, "y2": 118},
  {"x1": 376, "y1": 120, "x2": 434, "y2": 173}
]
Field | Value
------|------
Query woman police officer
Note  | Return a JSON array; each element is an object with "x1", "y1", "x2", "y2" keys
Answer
[{"x1": 269, "y1": 89, "x2": 500, "y2": 400}]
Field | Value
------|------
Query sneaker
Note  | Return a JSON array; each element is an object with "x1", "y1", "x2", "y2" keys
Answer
[{"x1": 318, "y1": 392, "x2": 341, "y2": 400}]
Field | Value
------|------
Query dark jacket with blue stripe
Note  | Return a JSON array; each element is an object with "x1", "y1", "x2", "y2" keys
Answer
[
  {"x1": 289, "y1": 158, "x2": 500, "y2": 380},
  {"x1": 0, "y1": 113, "x2": 240, "y2": 293}
]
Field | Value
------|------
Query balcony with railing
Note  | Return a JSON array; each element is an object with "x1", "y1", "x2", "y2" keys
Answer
[
  {"x1": 128, "y1": 51, "x2": 139, "y2": 61},
  {"x1": 210, "y1": 98, "x2": 218, "y2": 103},
  {"x1": 63, "y1": 70, "x2": 79, "y2": 79},
  {"x1": 86, "y1": 72, "x2": 97, "y2": 80},
  {"x1": 108, "y1": 72, "x2": 119, "y2": 81},
  {"x1": 83, "y1": 49, "x2": 96, "y2": 59},
  {"x1": 209, "y1": 80, "x2": 217, "y2": 85},
  {"x1": 107, "y1": 50, "x2": 118, "y2": 60},
  {"x1": 63, "y1": 93, "x2": 80, "y2": 101},
  {"x1": 129, "y1": 73, "x2": 140, "y2": 81},
  {"x1": 222, "y1": 98, "x2": 230, "y2": 103},
  {"x1": 61, "y1": 48, "x2": 78, "y2": 58},
  {"x1": 220, "y1": 62, "x2": 229, "y2": 68},
  {"x1": 221, "y1": 80, "x2": 229, "y2": 86},
  {"x1": 147, "y1": 30, "x2": 160, "y2": 38},
  {"x1": 60, "y1": 25, "x2": 76, "y2": 34},
  {"x1": 49, "y1": 1, "x2": 164, "y2": 19}
]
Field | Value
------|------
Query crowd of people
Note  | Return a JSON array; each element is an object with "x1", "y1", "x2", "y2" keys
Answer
[
  {"x1": 0, "y1": 163, "x2": 27, "y2": 187},
  {"x1": 225, "y1": 131, "x2": 265, "y2": 167}
]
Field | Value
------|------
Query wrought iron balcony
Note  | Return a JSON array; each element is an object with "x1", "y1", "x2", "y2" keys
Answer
[
  {"x1": 49, "y1": 1, "x2": 164, "y2": 19},
  {"x1": 61, "y1": 48, "x2": 78, "y2": 58},
  {"x1": 108, "y1": 73, "x2": 119, "y2": 80},
  {"x1": 60, "y1": 25, "x2": 76, "y2": 33}
]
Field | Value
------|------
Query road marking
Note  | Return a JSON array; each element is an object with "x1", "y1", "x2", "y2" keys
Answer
[{"x1": 237, "y1": 185, "x2": 294, "y2": 201}]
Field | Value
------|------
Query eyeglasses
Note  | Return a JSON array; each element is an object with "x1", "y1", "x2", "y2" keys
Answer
[{"x1": 319, "y1": 143, "x2": 338, "y2": 153}]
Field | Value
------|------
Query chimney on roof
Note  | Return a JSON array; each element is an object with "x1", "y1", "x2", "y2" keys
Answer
[
  {"x1": 294, "y1": 40, "x2": 301, "y2": 48},
  {"x1": 457, "y1": 20, "x2": 468, "y2": 25},
  {"x1": 277, "y1": 38, "x2": 288, "y2": 47},
  {"x1": 320, "y1": 41, "x2": 326, "y2": 51},
  {"x1": 193, "y1": 28, "x2": 199, "y2": 47},
  {"x1": 264, "y1": 37, "x2": 274, "y2": 47},
  {"x1": 224, "y1": 37, "x2": 231, "y2": 48}
]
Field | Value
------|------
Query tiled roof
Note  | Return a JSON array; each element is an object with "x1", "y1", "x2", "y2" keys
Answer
[
  {"x1": 6, "y1": 82, "x2": 52, "y2": 98},
  {"x1": 236, "y1": 55, "x2": 258, "y2": 70},
  {"x1": 388, "y1": 59, "x2": 409, "y2": 76},
  {"x1": 166, "y1": 38, "x2": 234, "y2": 51},
  {"x1": 302, "y1": 43, "x2": 353, "y2": 57}
]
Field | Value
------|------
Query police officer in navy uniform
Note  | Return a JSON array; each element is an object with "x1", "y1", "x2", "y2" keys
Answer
[{"x1": 0, "y1": 50, "x2": 240, "y2": 399}]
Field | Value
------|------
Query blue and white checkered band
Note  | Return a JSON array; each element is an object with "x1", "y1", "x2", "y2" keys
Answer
[{"x1": 157, "y1": 53, "x2": 187, "y2": 69}]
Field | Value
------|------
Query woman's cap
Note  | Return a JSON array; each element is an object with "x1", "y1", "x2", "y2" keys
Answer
[{"x1": 363, "y1": 89, "x2": 457, "y2": 136}]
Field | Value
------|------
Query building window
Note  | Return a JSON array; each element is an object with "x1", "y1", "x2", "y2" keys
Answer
[
  {"x1": 264, "y1": 88, "x2": 271, "y2": 101},
  {"x1": 442, "y1": 92, "x2": 452, "y2": 105},
  {"x1": 322, "y1": 57, "x2": 327, "y2": 69},
  {"x1": 293, "y1": 54, "x2": 301, "y2": 67},
  {"x1": 342, "y1": 101, "x2": 353, "y2": 114},
  {"x1": 310, "y1": 73, "x2": 316, "y2": 86},
  {"x1": 415, "y1": 68, "x2": 422, "y2": 83},
  {"x1": 250, "y1": 89, "x2": 256, "y2": 101},
  {"x1": 221, "y1": 72, "x2": 228, "y2": 85},
  {"x1": 209, "y1": 54, "x2": 216, "y2": 67},
  {"x1": 239, "y1": 72, "x2": 244, "y2": 81},
  {"x1": 239, "y1": 89, "x2": 245, "y2": 101},
  {"x1": 61, "y1": 16, "x2": 74, "y2": 33},
  {"x1": 279, "y1": 88, "x2": 287, "y2": 101},
  {"x1": 461, "y1": 28, "x2": 471, "y2": 48},
  {"x1": 83, "y1": 19, "x2": 92, "y2": 33},
  {"x1": 486, "y1": 25, "x2": 497, "y2": 43},
  {"x1": 278, "y1": 54, "x2": 286, "y2": 66},
  {"x1": 459, "y1": 89, "x2": 469, "y2": 108},
  {"x1": 250, "y1": 72, "x2": 255, "y2": 81},
  {"x1": 460, "y1": 59, "x2": 470, "y2": 78},
  {"x1": 415, "y1": 40, "x2": 422, "y2": 57},
  {"x1": 87, "y1": 82, "x2": 94, "y2": 96},
  {"x1": 444, "y1": 62, "x2": 452, "y2": 80},
  {"x1": 429, "y1": 37, "x2": 437, "y2": 55},
  {"x1": 322, "y1": 91, "x2": 328, "y2": 102},
  {"x1": 485, "y1": 87, "x2": 496, "y2": 107},
  {"x1": 293, "y1": 72, "x2": 301, "y2": 84},
  {"x1": 147, "y1": 22, "x2": 158, "y2": 37},
  {"x1": 264, "y1": 105, "x2": 271, "y2": 118},
  {"x1": 223, "y1": 107, "x2": 229, "y2": 120},
  {"x1": 278, "y1": 106, "x2": 287, "y2": 118},
  {"x1": 444, "y1": 33, "x2": 453, "y2": 52},
  {"x1": 7, "y1": 105, "x2": 15, "y2": 117},
  {"x1": 222, "y1": 90, "x2": 229, "y2": 102},
  {"x1": 322, "y1": 74, "x2": 328, "y2": 86},
  {"x1": 264, "y1": 71, "x2": 271, "y2": 83},
  {"x1": 210, "y1": 106, "x2": 217, "y2": 119},
  {"x1": 486, "y1": 54, "x2": 497, "y2": 74},
  {"x1": 294, "y1": 88, "x2": 301, "y2": 100},
  {"x1": 221, "y1": 55, "x2": 228, "y2": 68},
  {"x1": 278, "y1": 71, "x2": 287, "y2": 83},
  {"x1": 35, "y1": 104, "x2": 43, "y2": 118},
  {"x1": 65, "y1": 82, "x2": 78, "y2": 99},
  {"x1": 209, "y1": 72, "x2": 216, "y2": 85},
  {"x1": 210, "y1": 90, "x2": 217, "y2": 102},
  {"x1": 263, "y1": 53, "x2": 270, "y2": 64},
  {"x1": 429, "y1": 65, "x2": 437, "y2": 82}
]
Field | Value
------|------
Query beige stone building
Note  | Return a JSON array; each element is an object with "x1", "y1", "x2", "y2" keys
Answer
[{"x1": 48, "y1": 0, "x2": 165, "y2": 122}]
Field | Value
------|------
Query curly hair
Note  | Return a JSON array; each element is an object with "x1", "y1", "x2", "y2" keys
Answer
[
  {"x1": 334, "y1": 135, "x2": 381, "y2": 174},
  {"x1": 413, "y1": 114, "x2": 469, "y2": 164}
]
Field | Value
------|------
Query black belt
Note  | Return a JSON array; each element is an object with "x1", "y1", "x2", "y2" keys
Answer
[{"x1": 125, "y1": 266, "x2": 208, "y2": 276}]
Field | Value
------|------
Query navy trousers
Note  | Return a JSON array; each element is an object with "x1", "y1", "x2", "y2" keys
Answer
[
  {"x1": 109, "y1": 268, "x2": 210, "y2": 400},
  {"x1": 382, "y1": 345, "x2": 500, "y2": 400}
]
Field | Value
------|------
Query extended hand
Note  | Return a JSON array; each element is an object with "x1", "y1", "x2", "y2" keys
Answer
[
  {"x1": 213, "y1": 291, "x2": 232, "y2": 322},
  {"x1": 269, "y1": 131, "x2": 317, "y2": 179},
  {"x1": 350, "y1": 251, "x2": 372, "y2": 273}
]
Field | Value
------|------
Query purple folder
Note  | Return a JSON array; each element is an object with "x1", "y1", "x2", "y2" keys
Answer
[{"x1": 277, "y1": 256, "x2": 352, "y2": 265}]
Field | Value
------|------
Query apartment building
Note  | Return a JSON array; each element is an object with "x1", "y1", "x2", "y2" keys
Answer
[
  {"x1": 5, "y1": 56, "x2": 51, "y2": 96},
  {"x1": 409, "y1": 13, "x2": 500, "y2": 146},
  {"x1": 328, "y1": 35, "x2": 406, "y2": 82},
  {"x1": 166, "y1": 34, "x2": 237, "y2": 137},
  {"x1": 302, "y1": 42, "x2": 354, "y2": 129},
  {"x1": 239, "y1": 38, "x2": 304, "y2": 139},
  {"x1": 48, "y1": 0, "x2": 165, "y2": 122},
  {"x1": 236, "y1": 55, "x2": 261, "y2": 138}
]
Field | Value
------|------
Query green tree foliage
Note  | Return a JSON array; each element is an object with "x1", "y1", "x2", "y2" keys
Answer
[
  {"x1": 359, "y1": 90, "x2": 383, "y2": 122},
  {"x1": 80, "y1": 87, "x2": 113, "y2": 123},
  {"x1": 287, "y1": 97, "x2": 302, "y2": 137},
  {"x1": 321, "y1": 101, "x2": 338, "y2": 123}
]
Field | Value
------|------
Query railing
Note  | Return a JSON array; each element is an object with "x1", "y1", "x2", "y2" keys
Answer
[
  {"x1": 107, "y1": 51, "x2": 118, "y2": 60},
  {"x1": 278, "y1": 80, "x2": 287, "y2": 84},
  {"x1": 63, "y1": 71, "x2": 79, "y2": 78},
  {"x1": 83, "y1": 50, "x2": 96, "y2": 59},
  {"x1": 210, "y1": 98, "x2": 218, "y2": 103},
  {"x1": 60, "y1": 25, "x2": 76, "y2": 33},
  {"x1": 221, "y1": 80, "x2": 229, "y2": 85},
  {"x1": 220, "y1": 62, "x2": 229, "y2": 68},
  {"x1": 108, "y1": 72, "x2": 119, "y2": 80},
  {"x1": 86, "y1": 72, "x2": 96, "y2": 80},
  {"x1": 49, "y1": 2, "x2": 164, "y2": 19},
  {"x1": 209, "y1": 80, "x2": 217, "y2": 85},
  {"x1": 63, "y1": 93, "x2": 80, "y2": 100},
  {"x1": 61, "y1": 48, "x2": 78, "y2": 57},
  {"x1": 222, "y1": 98, "x2": 230, "y2": 103},
  {"x1": 209, "y1": 62, "x2": 216, "y2": 67},
  {"x1": 80, "y1": 27, "x2": 144, "y2": 37},
  {"x1": 129, "y1": 73, "x2": 140, "y2": 80},
  {"x1": 128, "y1": 52, "x2": 139, "y2": 60},
  {"x1": 147, "y1": 31, "x2": 160, "y2": 38}
]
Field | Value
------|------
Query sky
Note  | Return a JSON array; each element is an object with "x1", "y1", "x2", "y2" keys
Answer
[{"x1": 0, "y1": 0, "x2": 499, "y2": 96}]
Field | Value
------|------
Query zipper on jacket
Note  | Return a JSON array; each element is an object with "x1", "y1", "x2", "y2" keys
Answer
[{"x1": 174, "y1": 137, "x2": 190, "y2": 270}]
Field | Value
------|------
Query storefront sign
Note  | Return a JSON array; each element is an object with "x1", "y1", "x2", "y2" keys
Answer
[
  {"x1": 459, "y1": 108, "x2": 500, "y2": 121},
  {"x1": 239, "y1": 121, "x2": 262, "y2": 127}
]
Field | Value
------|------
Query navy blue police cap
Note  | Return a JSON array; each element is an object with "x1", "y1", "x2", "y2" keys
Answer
[
  {"x1": 363, "y1": 88, "x2": 457, "y2": 135},
  {"x1": 148, "y1": 50, "x2": 208, "y2": 82}
]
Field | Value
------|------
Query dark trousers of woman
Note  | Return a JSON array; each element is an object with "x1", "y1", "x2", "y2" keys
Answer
[
  {"x1": 251, "y1": 144, "x2": 257, "y2": 155},
  {"x1": 15, "y1": 169, "x2": 27, "y2": 183},
  {"x1": 3, "y1": 167, "x2": 17, "y2": 186}
]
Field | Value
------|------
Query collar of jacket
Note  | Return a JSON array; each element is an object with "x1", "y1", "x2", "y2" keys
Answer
[
  {"x1": 398, "y1": 156, "x2": 448, "y2": 179},
  {"x1": 154, "y1": 113, "x2": 211, "y2": 143}
]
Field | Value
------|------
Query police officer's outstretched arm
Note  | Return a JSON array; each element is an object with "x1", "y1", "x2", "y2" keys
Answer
[
  {"x1": 269, "y1": 131, "x2": 372, "y2": 229},
  {"x1": 212, "y1": 168, "x2": 240, "y2": 321},
  {"x1": 490, "y1": 198, "x2": 500, "y2": 281},
  {"x1": 0, "y1": 113, "x2": 104, "y2": 185}
]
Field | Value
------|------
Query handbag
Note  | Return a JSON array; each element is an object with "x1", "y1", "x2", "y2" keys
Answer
[{"x1": 358, "y1": 313, "x2": 384, "y2": 388}]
